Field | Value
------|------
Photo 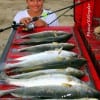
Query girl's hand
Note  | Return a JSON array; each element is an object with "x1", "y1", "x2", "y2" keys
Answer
[
  {"x1": 20, "y1": 17, "x2": 48, "y2": 27},
  {"x1": 20, "y1": 17, "x2": 32, "y2": 25},
  {"x1": 34, "y1": 19, "x2": 48, "y2": 27}
]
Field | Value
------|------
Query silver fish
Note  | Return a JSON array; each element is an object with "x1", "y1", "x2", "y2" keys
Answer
[
  {"x1": 0, "y1": 73, "x2": 87, "y2": 87},
  {"x1": 0, "y1": 74, "x2": 99, "y2": 98},
  {"x1": 5, "y1": 50, "x2": 78, "y2": 69},
  {"x1": 6, "y1": 57, "x2": 87, "y2": 73},
  {"x1": 16, "y1": 42, "x2": 75, "y2": 53},
  {"x1": 10, "y1": 86, "x2": 100, "y2": 99},
  {"x1": 20, "y1": 30, "x2": 72, "y2": 39},
  {"x1": 15, "y1": 34, "x2": 73, "y2": 45},
  {"x1": 10, "y1": 67, "x2": 85, "y2": 79}
]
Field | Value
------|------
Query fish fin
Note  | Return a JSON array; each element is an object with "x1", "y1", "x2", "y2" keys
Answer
[
  {"x1": 0, "y1": 63, "x2": 14, "y2": 80},
  {"x1": 58, "y1": 47, "x2": 63, "y2": 54},
  {"x1": 0, "y1": 88, "x2": 20, "y2": 97},
  {"x1": 0, "y1": 62, "x2": 5, "y2": 72},
  {"x1": 0, "y1": 62, "x2": 10, "y2": 79},
  {"x1": 0, "y1": 89, "x2": 12, "y2": 97},
  {"x1": 0, "y1": 71, "x2": 9, "y2": 80},
  {"x1": 54, "y1": 31, "x2": 58, "y2": 37}
]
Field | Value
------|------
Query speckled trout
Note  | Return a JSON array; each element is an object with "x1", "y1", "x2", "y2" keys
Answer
[
  {"x1": 6, "y1": 57, "x2": 87, "y2": 73},
  {"x1": 10, "y1": 67, "x2": 85, "y2": 79},
  {"x1": 0, "y1": 73, "x2": 86, "y2": 87},
  {"x1": 0, "y1": 74, "x2": 99, "y2": 98},
  {"x1": 5, "y1": 50, "x2": 79, "y2": 69},
  {"x1": 16, "y1": 42, "x2": 75, "y2": 53},
  {"x1": 20, "y1": 30, "x2": 72, "y2": 39},
  {"x1": 15, "y1": 34, "x2": 72, "y2": 45}
]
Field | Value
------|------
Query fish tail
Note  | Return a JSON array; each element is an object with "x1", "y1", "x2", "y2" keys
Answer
[
  {"x1": 0, "y1": 89, "x2": 12, "y2": 97},
  {"x1": 0, "y1": 64, "x2": 9, "y2": 84},
  {"x1": 0, "y1": 88, "x2": 19, "y2": 97},
  {"x1": 0, "y1": 71, "x2": 9, "y2": 81},
  {"x1": 0, "y1": 62, "x2": 5, "y2": 72},
  {"x1": 58, "y1": 47, "x2": 63, "y2": 54}
]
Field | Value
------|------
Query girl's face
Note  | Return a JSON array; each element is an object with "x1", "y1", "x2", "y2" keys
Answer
[{"x1": 26, "y1": 0, "x2": 44, "y2": 12}]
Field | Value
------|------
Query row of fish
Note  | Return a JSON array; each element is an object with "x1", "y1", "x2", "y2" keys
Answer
[{"x1": 0, "y1": 30, "x2": 99, "y2": 99}]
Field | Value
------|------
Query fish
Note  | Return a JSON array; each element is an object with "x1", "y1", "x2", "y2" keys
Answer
[
  {"x1": 10, "y1": 67, "x2": 85, "y2": 79},
  {"x1": 0, "y1": 73, "x2": 87, "y2": 87},
  {"x1": 15, "y1": 50, "x2": 78, "y2": 61},
  {"x1": 15, "y1": 34, "x2": 73, "y2": 45},
  {"x1": 6, "y1": 57, "x2": 87, "y2": 74},
  {"x1": 5, "y1": 50, "x2": 79, "y2": 69},
  {"x1": 0, "y1": 74, "x2": 99, "y2": 98},
  {"x1": 5, "y1": 86, "x2": 100, "y2": 99},
  {"x1": 16, "y1": 42, "x2": 75, "y2": 53},
  {"x1": 20, "y1": 30, "x2": 72, "y2": 39}
]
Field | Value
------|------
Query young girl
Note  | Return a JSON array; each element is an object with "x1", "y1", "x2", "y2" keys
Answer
[{"x1": 13, "y1": 0, "x2": 59, "y2": 27}]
